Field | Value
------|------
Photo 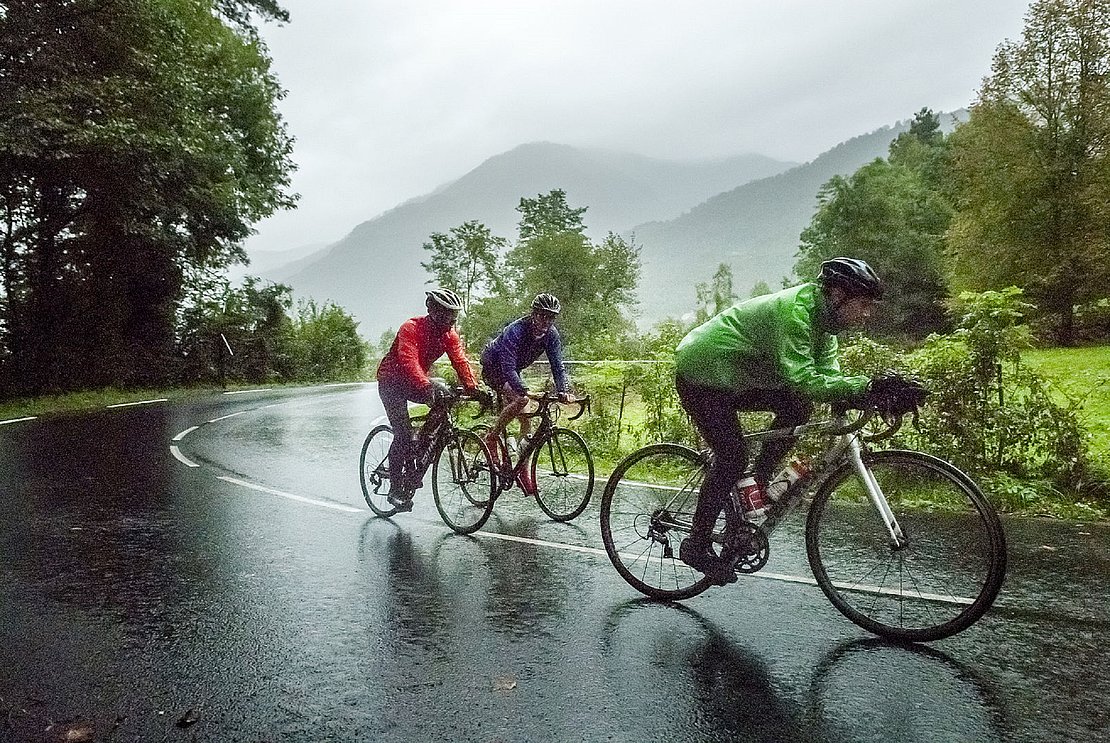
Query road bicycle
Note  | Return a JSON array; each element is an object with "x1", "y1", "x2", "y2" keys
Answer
[
  {"x1": 359, "y1": 386, "x2": 495, "y2": 535},
  {"x1": 599, "y1": 396, "x2": 1007, "y2": 643},
  {"x1": 473, "y1": 393, "x2": 595, "y2": 522}
]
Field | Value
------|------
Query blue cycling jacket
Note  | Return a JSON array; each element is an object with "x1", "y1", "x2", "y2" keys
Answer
[{"x1": 480, "y1": 316, "x2": 569, "y2": 395}]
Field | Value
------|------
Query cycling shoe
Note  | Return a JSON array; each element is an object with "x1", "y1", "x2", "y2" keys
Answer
[
  {"x1": 387, "y1": 492, "x2": 414, "y2": 512},
  {"x1": 680, "y1": 538, "x2": 737, "y2": 586}
]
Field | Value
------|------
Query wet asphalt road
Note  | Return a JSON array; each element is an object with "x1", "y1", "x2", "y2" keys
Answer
[{"x1": 1, "y1": 384, "x2": 1108, "y2": 743}]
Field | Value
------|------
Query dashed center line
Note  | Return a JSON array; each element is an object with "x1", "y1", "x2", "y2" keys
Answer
[
  {"x1": 106, "y1": 398, "x2": 167, "y2": 408},
  {"x1": 170, "y1": 446, "x2": 199, "y2": 468},
  {"x1": 172, "y1": 426, "x2": 199, "y2": 441},
  {"x1": 208, "y1": 410, "x2": 246, "y2": 423}
]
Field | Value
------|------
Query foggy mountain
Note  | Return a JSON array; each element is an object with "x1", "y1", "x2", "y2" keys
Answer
[
  {"x1": 231, "y1": 241, "x2": 327, "y2": 283},
  {"x1": 631, "y1": 123, "x2": 919, "y2": 322},
  {"x1": 260, "y1": 142, "x2": 796, "y2": 339},
  {"x1": 259, "y1": 112, "x2": 965, "y2": 338}
]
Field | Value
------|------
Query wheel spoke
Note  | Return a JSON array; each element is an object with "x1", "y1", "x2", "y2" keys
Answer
[
  {"x1": 600, "y1": 444, "x2": 711, "y2": 600},
  {"x1": 533, "y1": 428, "x2": 594, "y2": 522},
  {"x1": 806, "y1": 450, "x2": 1005, "y2": 641},
  {"x1": 432, "y1": 430, "x2": 495, "y2": 534}
]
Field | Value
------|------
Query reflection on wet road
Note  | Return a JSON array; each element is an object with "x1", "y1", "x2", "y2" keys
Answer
[{"x1": 1, "y1": 385, "x2": 1107, "y2": 742}]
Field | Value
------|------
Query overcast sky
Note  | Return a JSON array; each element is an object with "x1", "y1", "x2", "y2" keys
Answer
[{"x1": 245, "y1": 0, "x2": 1031, "y2": 255}]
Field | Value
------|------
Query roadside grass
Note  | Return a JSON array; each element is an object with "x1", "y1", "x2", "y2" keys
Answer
[
  {"x1": 1024, "y1": 345, "x2": 1110, "y2": 463},
  {"x1": 0, "y1": 381, "x2": 353, "y2": 422}
]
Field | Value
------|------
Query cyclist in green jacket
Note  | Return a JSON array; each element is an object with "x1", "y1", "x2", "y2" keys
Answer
[{"x1": 674, "y1": 257, "x2": 883, "y2": 584}]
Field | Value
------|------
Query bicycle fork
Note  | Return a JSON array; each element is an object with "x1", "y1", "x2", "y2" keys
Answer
[{"x1": 843, "y1": 434, "x2": 908, "y2": 549}]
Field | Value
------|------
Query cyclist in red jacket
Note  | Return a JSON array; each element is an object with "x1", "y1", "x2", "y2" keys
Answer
[{"x1": 376, "y1": 288, "x2": 479, "y2": 508}]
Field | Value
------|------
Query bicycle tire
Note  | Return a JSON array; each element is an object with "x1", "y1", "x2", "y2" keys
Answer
[
  {"x1": 432, "y1": 429, "x2": 496, "y2": 535},
  {"x1": 805, "y1": 449, "x2": 1007, "y2": 642},
  {"x1": 600, "y1": 443, "x2": 715, "y2": 600},
  {"x1": 471, "y1": 422, "x2": 512, "y2": 487},
  {"x1": 532, "y1": 427, "x2": 595, "y2": 522},
  {"x1": 359, "y1": 424, "x2": 399, "y2": 517}
]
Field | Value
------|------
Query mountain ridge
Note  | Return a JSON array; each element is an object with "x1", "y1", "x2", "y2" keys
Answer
[
  {"x1": 264, "y1": 142, "x2": 797, "y2": 338},
  {"x1": 260, "y1": 112, "x2": 966, "y2": 338}
]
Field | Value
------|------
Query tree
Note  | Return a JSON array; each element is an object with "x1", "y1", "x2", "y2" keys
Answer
[
  {"x1": 0, "y1": 0, "x2": 295, "y2": 394},
  {"x1": 947, "y1": 0, "x2": 1110, "y2": 343},
  {"x1": 516, "y1": 189, "x2": 587, "y2": 241},
  {"x1": 749, "y1": 280, "x2": 772, "y2": 298},
  {"x1": 284, "y1": 299, "x2": 368, "y2": 382},
  {"x1": 420, "y1": 220, "x2": 507, "y2": 311},
  {"x1": 177, "y1": 269, "x2": 294, "y2": 384},
  {"x1": 797, "y1": 109, "x2": 953, "y2": 339},
  {"x1": 694, "y1": 263, "x2": 738, "y2": 322},
  {"x1": 506, "y1": 227, "x2": 640, "y2": 358},
  {"x1": 215, "y1": 0, "x2": 289, "y2": 32}
]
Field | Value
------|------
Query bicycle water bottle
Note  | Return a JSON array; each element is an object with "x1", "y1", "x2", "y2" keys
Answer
[
  {"x1": 736, "y1": 475, "x2": 769, "y2": 519},
  {"x1": 766, "y1": 457, "x2": 811, "y2": 502}
]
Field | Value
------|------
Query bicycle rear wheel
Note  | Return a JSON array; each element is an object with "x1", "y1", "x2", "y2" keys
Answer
[
  {"x1": 532, "y1": 427, "x2": 594, "y2": 522},
  {"x1": 600, "y1": 444, "x2": 715, "y2": 600},
  {"x1": 805, "y1": 449, "x2": 1006, "y2": 642},
  {"x1": 359, "y1": 425, "x2": 399, "y2": 517},
  {"x1": 432, "y1": 429, "x2": 496, "y2": 534}
]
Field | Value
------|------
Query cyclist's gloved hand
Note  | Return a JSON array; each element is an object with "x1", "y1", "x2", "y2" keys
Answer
[
  {"x1": 469, "y1": 387, "x2": 493, "y2": 408},
  {"x1": 558, "y1": 391, "x2": 572, "y2": 404},
  {"x1": 842, "y1": 389, "x2": 873, "y2": 411},
  {"x1": 428, "y1": 379, "x2": 452, "y2": 405},
  {"x1": 867, "y1": 372, "x2": 929, "y2": 417}
]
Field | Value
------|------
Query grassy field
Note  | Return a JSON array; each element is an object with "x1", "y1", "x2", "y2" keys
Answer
[{"x1": 1024, "y1": 345, "x2": 1110, "y2": 462}]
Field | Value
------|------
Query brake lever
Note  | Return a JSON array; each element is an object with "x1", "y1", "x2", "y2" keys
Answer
[{"x1": 567, "y1": 395, "x2": 590, "y2": 421}]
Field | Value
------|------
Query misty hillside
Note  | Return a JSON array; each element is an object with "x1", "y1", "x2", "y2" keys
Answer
[
  {"x1": 632, "y1": 111, "x2": 969, "y2": 323},
  {"x1": 631, "y1": 123, "x2": 914, "y2": 322},
  {"x1": 229, "y1": 241, "x2": 327, "y2": 283},
  {"x1": 263, "y1": 142, "x2": 795, "y2": 338}
]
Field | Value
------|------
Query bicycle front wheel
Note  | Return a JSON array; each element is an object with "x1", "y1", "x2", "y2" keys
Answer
[
  {"x1": 432, "y1": 429, "x2": 496, "y2": 534},
  {"x1": 532, "y1": 427, "x2": 595, "y2": 522},
  {"x1": 805, "y1": 449, "x2": 1006, "y2": 642},
  {"x1": 600, "y1": 444, "x2": 715, "y2": 600},
  {"x1": 359, "y1": 425, "x2": 398, "y2": 517}
]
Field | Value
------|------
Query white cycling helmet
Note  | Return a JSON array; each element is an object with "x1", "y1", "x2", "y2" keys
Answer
[
  {"x1": 531, "y1": 293, "x2": 561, "y2": 315},
  {"x1": 425, "y1": 288, "x2": 464, "y2": 311}
]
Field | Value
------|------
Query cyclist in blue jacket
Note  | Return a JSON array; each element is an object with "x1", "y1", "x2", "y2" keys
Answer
[{"x1": 480, "y1": 293, "x2": 572, "y2": 492}]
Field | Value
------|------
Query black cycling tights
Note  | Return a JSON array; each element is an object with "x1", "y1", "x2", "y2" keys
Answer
[
  {"x1": 676, "y1": 376, "x2": 813, "y2": 540},
  {"x1": 378, "y1": 379, "x2": 433, "y2": 491}
]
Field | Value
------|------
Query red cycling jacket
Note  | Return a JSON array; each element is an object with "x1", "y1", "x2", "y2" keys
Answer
[{"x1": 376, "y1": 315, "x2": 478, "y2": 390}]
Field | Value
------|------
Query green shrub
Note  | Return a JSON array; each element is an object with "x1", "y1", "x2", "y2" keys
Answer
[{"x1": 842, "y1": 288, "x2": 1099, "y2": 509}]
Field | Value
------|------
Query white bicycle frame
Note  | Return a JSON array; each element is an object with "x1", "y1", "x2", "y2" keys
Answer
[{"x1": 817, "y1": 425, "x2": 908, "y2": 548}]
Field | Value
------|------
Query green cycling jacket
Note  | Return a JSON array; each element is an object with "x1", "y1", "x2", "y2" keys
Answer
[{"x1": 675, "y1": 282, "x2": 869, "y2": 401}]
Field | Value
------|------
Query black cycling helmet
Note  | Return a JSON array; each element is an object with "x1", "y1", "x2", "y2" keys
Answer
[
  {"x1": 818, "y1": 257, "x2": 884, "y2": 300},
  {"x1": 531, "y1": 293, "x2": 561, "y2": 315},
  {"x1": 425, "y1": 287, "x2": 463, "y2": 311}
]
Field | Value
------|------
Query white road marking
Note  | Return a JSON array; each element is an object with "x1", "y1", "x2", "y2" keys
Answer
[
  {"x1": 106, "y1": 398, "x2": 168, "y2": 408},
  {"x1": 172, "y1": 426, "x2": 199, "y2": 441},
  {"x1": 217, "y1": 476, "x2": 363, "y2": 513},
  {"x1": 208, "y1": 410, "x2": 246, "y2": 423},
  {"x1": 0, "y1": 416, "x2": 37, "y2": 426},
  {"x1": 223, "y1": 389, "x2": 271, "y2": 395},
  {"x1": 170, "y1": 446, "x2": 199, "y2": 468},
  {"x1": 475, "y1": 529, "x2": 609, "y2": 557}
]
